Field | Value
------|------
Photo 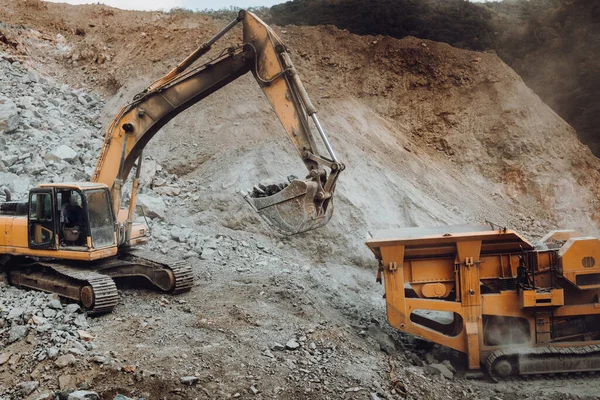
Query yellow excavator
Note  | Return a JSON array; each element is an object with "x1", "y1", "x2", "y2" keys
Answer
[{"x1": 0, "y1": 11, "x2": 344, "y2": 313}]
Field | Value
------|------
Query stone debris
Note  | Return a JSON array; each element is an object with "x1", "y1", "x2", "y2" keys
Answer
[
  {"x1": 77, "y1": 330, "x2": 94, "y2": 341},
  {"x1": 180, "y1": 376, "x2": 199, "y2": 386},
  {"x1": 0, "y1": 55, "x2": 103, "y2": 196},
  {"x1": 0, "y1": 95, "x2": 19, "y2": 133},
  {"x1": 67, "y1": 391, "x2": 100, "y2": 400},
  {"x1": 55, "y1": 354, "x2": 77, "y2": 368},
  {"x1": 8, "y1": 324, "x2": 28, "y2": 343},
  {"x1": 16, "y1": 380, "x2": 39, "y2": 396},
  {"x1": 424, "y1": 363, "x2": 454, "y2": 380},
  {"x1": 0, "y1": 280, "x2": 100, "y2": 399},
  {"x1": 285, "y1": 339, "x2": 300, "y2": 350}
]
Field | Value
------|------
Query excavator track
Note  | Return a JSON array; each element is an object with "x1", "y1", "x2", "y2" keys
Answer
[
  {"x1": 485, "y1": 345, "x2": 600, "y2": 381},
  {"x1": 9, "y1": 262, "x2": 119, "y2": 314},
  {"x1": 118, "y1": 249, "x2": 194, "y2": 294}
]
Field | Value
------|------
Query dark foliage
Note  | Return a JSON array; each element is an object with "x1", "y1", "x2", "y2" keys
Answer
[
  {"x1": 486, "y1": 0, "x2": 600, "y2": 156},
  {"x1": 271, "y1": 0, "x2": 496, "y2": 50},
  {"x1": 270, "y1": 0, "x2": 600, "y2": 156}
]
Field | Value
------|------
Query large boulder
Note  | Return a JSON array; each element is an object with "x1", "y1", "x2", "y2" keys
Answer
[
  {"x1": 0, "y1": 172, "x2": 31, "y2": 198},
  {"x1": 0, "y1": 96, "x2": 19, "y2": 133},
  {"x1": 46, "y1": 145, "x2": 78, "y2": 162},
  {"x1": 136, "y1": 193, "x2": 166, "y2": 219},
  {"x1": 139, "y1": 158, "x2": 161, "y2": 187}
]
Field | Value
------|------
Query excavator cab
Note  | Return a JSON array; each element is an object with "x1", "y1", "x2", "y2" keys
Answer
[{"x1": 28, "y1": 184, "x2": 116, "y2": 250}]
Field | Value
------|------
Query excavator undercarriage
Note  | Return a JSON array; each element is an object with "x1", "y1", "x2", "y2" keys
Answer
[
  {"x1": 5, "y1": 250, "x2": 193, "y2": 314},
  {"x1": 366, "y1": 225, "x2": 600, "y2": 380}
]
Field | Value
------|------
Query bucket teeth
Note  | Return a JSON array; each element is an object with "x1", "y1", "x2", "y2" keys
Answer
[{"x1": 246, "y1": 179, "x2": 333, "y2": 234}]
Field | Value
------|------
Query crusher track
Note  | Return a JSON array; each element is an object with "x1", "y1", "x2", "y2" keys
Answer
[{"x1": 486, "y1": 345, "x2": 600, "y2": 381}]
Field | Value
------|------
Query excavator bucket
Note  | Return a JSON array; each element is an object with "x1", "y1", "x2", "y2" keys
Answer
[{"x1": 246, "y1": 179, "x2": 333, "y2": 235}]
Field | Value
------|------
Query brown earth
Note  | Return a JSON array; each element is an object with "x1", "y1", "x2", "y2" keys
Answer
[{"x1": 1, "y1": 0, "x2": 600, "y2": 399}]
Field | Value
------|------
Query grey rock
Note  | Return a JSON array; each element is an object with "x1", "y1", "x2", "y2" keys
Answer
[
  {"x1": 271, "y1": 342, "x2": 285, "y2": 351},
  {"x1": 441, "y1": 359, "x2": 456, "y2": 373},
  {"x1": 47, "y1": 144, "x2": 78, "y2": 161},
  {"x1": 7, "y1": 307, "x2": 24, "y2": 320},
  {"x1": 92, "y1": 355, "x2": 106, "y2": 364},
  {"x1": 47, "y1": 347, "x2": 59, "y2": 360},
  {"x1": 0, "y1": 352, "x2": 10, "y2": 365},
  {"x1": 36, "y1": 323, "x2": 52, "y2": 333},
  {"x1": 8, "y1": 324, "x2": 28, "y2": 343},
  {"x1": 409, "y1": 353, "x2": 423, "y2": 367},
  {"x1": 180, "y1": 376, "x2": 199, "y2": 385},
  {"x1": 49, "y1": 299, "x2": 63, "y2": 310},
  {"x1": 16, "y1": 381, "x2": 39, "y2": 396},
  {"x1": 26, "y1": 159, "x2": 47, "y2": 175},
  {"x1": 426, "y1": 363, "x2": 454, "y2": 380},
  {"x1": 113, "y1": 395, "x2": 133, "y2": 400},
  {"x1": 68, "y1": 347, "x2": 84, "y2": 356},
  {"x1": 43, "y1": 308, "x2": 57, "y2": 318},
  {"x1": 55, "y1": 353, "x2": 76, "y2": 368},
  {"x1": 0, "y1": 172, "x2": 30, "y2": 195},
  {"x1": 285, "y1": 340, "x2": 300, "y2": 350},
  {"x1": 262, "y1": 349, "x2": 275, "y2": 358},
  {"x1": 0, "y1": 96, "x2": 19, "y2": 133},
  {"x1": 136, "y1": 193, "x2": 166, "y2": 219},
  {"x1": 73, "y1": 314, "x2": 88, "y2": 328},
  {"x1": 366, "y1": 324, "x2": 396, "y2": 355},
  {"x1": 1, "y1": 154, "x2": 17, "y2": 167},
  {"x1": 27, "y1": 70, "x2": 39, "y2": 83},
  {"x1": 65, "y1": 304, "x2": 80, "y2": 314},
  {"x1": 68, "y1": 391, "x2": 99, "y2": 400}
]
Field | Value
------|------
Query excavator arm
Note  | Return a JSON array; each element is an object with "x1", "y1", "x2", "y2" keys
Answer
[{"x1": 91, "y1": 10, "x2": 344, "y2": 237}]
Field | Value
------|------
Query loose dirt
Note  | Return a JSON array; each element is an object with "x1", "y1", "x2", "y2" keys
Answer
[{"x1": 1, "y1": 1, "x2": 600, "y2": 399}]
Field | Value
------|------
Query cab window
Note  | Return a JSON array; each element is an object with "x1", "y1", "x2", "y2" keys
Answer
[{"x1": 30, "y1": 193, "x2": 52, "y2": 221}]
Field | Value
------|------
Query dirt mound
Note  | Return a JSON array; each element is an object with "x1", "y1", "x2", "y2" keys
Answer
[
  {"x1": 2, "y1": 1, "x2": 600, "y2": 398},
  {"x1": 2, "y1": 0, "x2": 600, "y2": 258}
]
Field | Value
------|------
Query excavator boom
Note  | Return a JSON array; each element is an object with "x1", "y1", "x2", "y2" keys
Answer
[{"x1": 91, "y1": 10, "x2": 344, "y2": 235}]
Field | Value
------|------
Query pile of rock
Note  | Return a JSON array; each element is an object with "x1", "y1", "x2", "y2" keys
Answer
[
  {"x1": 0, "y1": 281, "x2": 98, "y2": 397},
  {"x1": 0, "y1": 52, "x2": 103, "y2": 200}
]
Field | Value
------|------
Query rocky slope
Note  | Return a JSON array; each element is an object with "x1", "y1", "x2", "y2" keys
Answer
[{"x1": 1, "y1": 1, "x2": 600, "y2": 399}]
